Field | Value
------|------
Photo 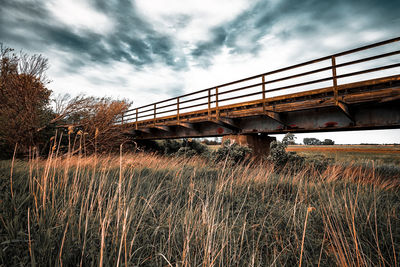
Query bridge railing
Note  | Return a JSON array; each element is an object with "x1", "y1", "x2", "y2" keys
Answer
[{"x1": 119, "y1": 37, "x2": 400, "y2": 127}]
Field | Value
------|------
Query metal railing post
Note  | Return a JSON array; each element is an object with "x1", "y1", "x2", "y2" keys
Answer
[
  {"x1": 215, "y1": 87, "x2": 219, "y2": 119},
  {"x1": 331, "y1": 56, "x2": 338, "y2": 104},
  {"x1": 154, "y1": 104, "x2": 156, "y2": 126},
  {"x1": 208, "y1": 89, "x2": 211, "y2": 119},
  {"x1": 177, "y1": 98, "x2": 180, "y2": 122},
  {"x1": 262, "y1": 75, "x2": 266, "y2": 113},
  {"x1": 135, "y1": 108, "x2": 138, "y2": 130}
]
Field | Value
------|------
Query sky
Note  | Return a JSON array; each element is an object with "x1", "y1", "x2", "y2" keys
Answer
[{"x1": 1, "y1": 0, "x2": 400, "y2": 144}]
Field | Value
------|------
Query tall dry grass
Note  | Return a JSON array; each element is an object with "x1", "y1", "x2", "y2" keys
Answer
[{"x1": 0, "y1": 147, "x2": 399, "y2": 266}]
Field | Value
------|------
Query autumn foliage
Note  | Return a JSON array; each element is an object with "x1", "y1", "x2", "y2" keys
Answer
[
  {"x1": 0, "y1": 44, "x2": 52, "y2": 156},
  {"x1": 0, "y1": 44, "x2": 132, "y2": 157}
]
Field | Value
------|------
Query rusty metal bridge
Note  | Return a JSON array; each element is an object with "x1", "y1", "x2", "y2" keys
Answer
[{"x1": 120, "y1": 37, "x2": 400, "y2": 141}]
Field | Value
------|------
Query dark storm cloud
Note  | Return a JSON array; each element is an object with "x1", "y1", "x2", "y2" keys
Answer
[
  {"x1": 191, "y1": 27, "x2": 227, "y2": 67},
  {"x1": 0, "y1": 0, "x2": 48, "y2": 19},
  {"x1": 1, "y1": 0, "x2": 399, "y2": 73},
  {"x1": 0, "y1": 0, "x2": 188, "y2": 71},
  {"x1": 190, "y1": 0, "x2": 400, "y2": 65}
]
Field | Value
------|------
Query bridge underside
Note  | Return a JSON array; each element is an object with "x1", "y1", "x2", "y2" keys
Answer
[{"x1": 126, "y1": 76, "x2": 400, "y2": 140}]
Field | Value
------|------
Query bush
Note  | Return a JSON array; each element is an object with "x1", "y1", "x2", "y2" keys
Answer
[
  {"x1": 212, "y1": 140, "x2": 252, "y2": 163},
  {"x1": 140, "y1": 139, "x2": 209, "y2": 157},
  {"x1": 175, "y1": 139, "x2": 208, "y2": 157},
  {"x1": 269, "y1": 133, "x2": 337, "y2": 172},
  {"x1": 268, "y1": 140, "x2": 289, "y2": 166},
  {"x1": 161, "y1": 139, "x2": 182, "y2": 155},
  {"x1": 176, "y1": 147, "x2": 198, "y2": 157},
  {"x1": 268, "y1": 140, "x2": 304, "y2": 168}
]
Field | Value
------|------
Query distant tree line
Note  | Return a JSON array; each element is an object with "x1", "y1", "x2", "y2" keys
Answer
[
  {"x1": 303, "y1": 138, "x2": 335, "y2": 145},
  {"x1": 201, "y1": 137, "x2": 221, "y2": 145}
]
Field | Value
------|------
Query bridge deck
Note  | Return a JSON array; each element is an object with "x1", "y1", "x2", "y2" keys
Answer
[{"x1": 131, "y1": 75, "x2": 400, "y2": 126}]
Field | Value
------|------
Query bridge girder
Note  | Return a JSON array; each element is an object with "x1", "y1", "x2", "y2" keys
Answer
[{"x1": 130, "y1": 98, "x2": 400, "y2": 140}]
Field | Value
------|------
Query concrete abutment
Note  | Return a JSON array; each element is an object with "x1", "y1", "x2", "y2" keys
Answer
[{"x1": 222, "y1": 134, "x2": 276, "y2": 158}]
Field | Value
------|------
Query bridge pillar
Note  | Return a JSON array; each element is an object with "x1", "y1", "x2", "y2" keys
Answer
[{"x1": 222, "y1": 134, "x2": 276, "y2": 158}]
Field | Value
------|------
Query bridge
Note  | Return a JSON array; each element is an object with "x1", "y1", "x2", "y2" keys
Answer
[{"x1": 120, "y1": 37, "x2": 400, "y2": 155}]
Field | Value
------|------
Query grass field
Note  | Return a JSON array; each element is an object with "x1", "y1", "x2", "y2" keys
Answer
[
  {"x1": 1, "y1": 151, "x2": 399, "y2": 266},
  {"x1": 287, "y1": 145, "x2": 400, "y2": 165}
]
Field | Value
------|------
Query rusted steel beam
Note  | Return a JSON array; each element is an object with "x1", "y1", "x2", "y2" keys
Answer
[
  {"x1": 264, "y1": 111, "x2": 286, "y2": 126},
  {"x1": 176, "y1": 122, "x2": 194, "y2": 129},
  {"x1": 337, "y1": 101, "x2": 354, "y2": 122},
  {"x1": 379, "y1": 94, "x2": 400, "y2": 103},
  {"x1": 135, "y1": 128, "x2": 151, "y2": 134},
  {"x1": 208, "y1": 118, "x2": 241, "y2": 131},
  {"x1": 152, "y1": 125, "x2": 170, "y2": 132},
  {"x1": 132, "y1": 99, "x2": 400, "y2": 140}
]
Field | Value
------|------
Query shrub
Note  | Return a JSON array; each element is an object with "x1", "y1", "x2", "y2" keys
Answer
[
  {"x1": 143, "y1": 139, "x2": 209, "y2": 157},
  {"x1": 282, "y1": 132, "x2": 296, "y2": 145},
  {"x1": 268, "y1": 140, "x2": 289, "y2": 165},
  {"x1": 268, "y1": 141, "x2": 304, "y2": 167},
  {"x1": 176, "y1": 147, "x2": 198, "y2": 157},
  {"x1": 161, "y1": 139, "x2": 182, "y2": 155},
  {"x1": 175, "y1": 139, "x2": 208, "y2": 157},
  {"x1": 212, "y1": 139, "x2": 252, "y2": 163},
  {"x1": 135, "y1": 140, "x2": 164, "y2": 153}
]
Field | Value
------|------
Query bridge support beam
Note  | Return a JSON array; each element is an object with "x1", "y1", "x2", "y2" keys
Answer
[{"x1": 222, "y1": 134, "x2": 276, "y2": 158}]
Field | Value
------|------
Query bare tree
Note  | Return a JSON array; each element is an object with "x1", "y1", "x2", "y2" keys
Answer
[
  {"x1": 51, "y1": 94, "x2": 96, "y2": 124},
  {"x1": 53, "y1": 94, "x2": 132, "y2": 153}
]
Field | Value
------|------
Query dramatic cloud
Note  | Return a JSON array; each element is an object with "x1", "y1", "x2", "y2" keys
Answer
[{"x1": 1, "y1": 0, "x2": 400, "y2": 142}]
